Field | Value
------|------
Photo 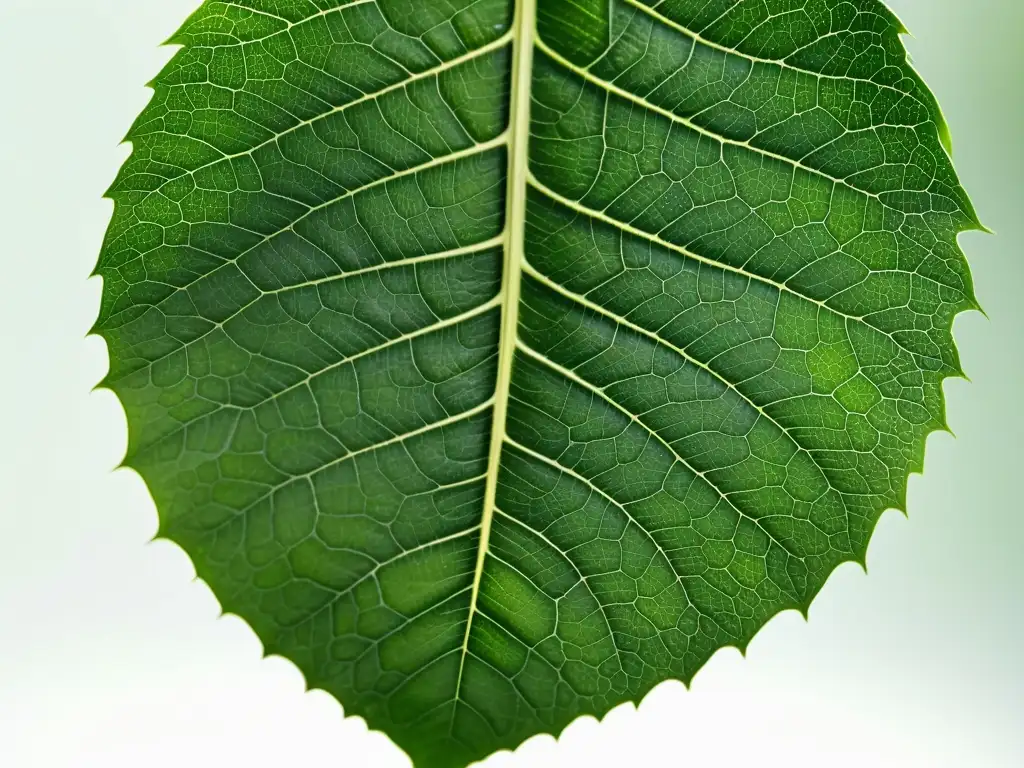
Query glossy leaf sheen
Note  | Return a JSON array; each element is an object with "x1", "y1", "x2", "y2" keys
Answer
[{"x1": 93, "y1": 1, "x2": 979, "y2": 766}]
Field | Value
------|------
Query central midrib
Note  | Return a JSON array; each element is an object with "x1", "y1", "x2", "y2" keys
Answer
[{"x1": 452, "y1": 0, "x2": 537, "y2": 710}]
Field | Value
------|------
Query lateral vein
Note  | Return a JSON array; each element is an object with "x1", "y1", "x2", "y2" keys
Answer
[
  {"x1": 534, "y1": 36, "x2": 881, "y2": 202},
  {"x1": 629, "y1": 0, "x2": 922, "y2": 98},
  {"x1": 133, "y1": 28, "x2": 515, "y2": 204},
  {"x1": 525, "y1": 173, "x2": 931, "y2": 365},
  {"x1": 513, "y1": 338, "x2": 805, "y2": 568}
]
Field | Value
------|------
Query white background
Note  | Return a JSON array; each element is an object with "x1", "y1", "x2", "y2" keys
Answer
[{"x1": 0, "y1": 1, "x2": 1021, "y2": 767}]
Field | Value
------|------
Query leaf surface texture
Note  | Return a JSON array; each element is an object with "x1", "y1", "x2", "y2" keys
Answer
[{"x1": 93, "y1": 1, "x2": 978, "y2": 766}]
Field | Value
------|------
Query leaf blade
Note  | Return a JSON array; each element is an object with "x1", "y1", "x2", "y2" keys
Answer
[{"x1": 93, "y1": 1, "x2": 978, "y2": 766}]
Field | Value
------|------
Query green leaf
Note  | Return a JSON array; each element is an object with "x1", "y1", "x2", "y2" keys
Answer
[{"x1": 92, "y1": 1, "x2": 980, "y2": 766}]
